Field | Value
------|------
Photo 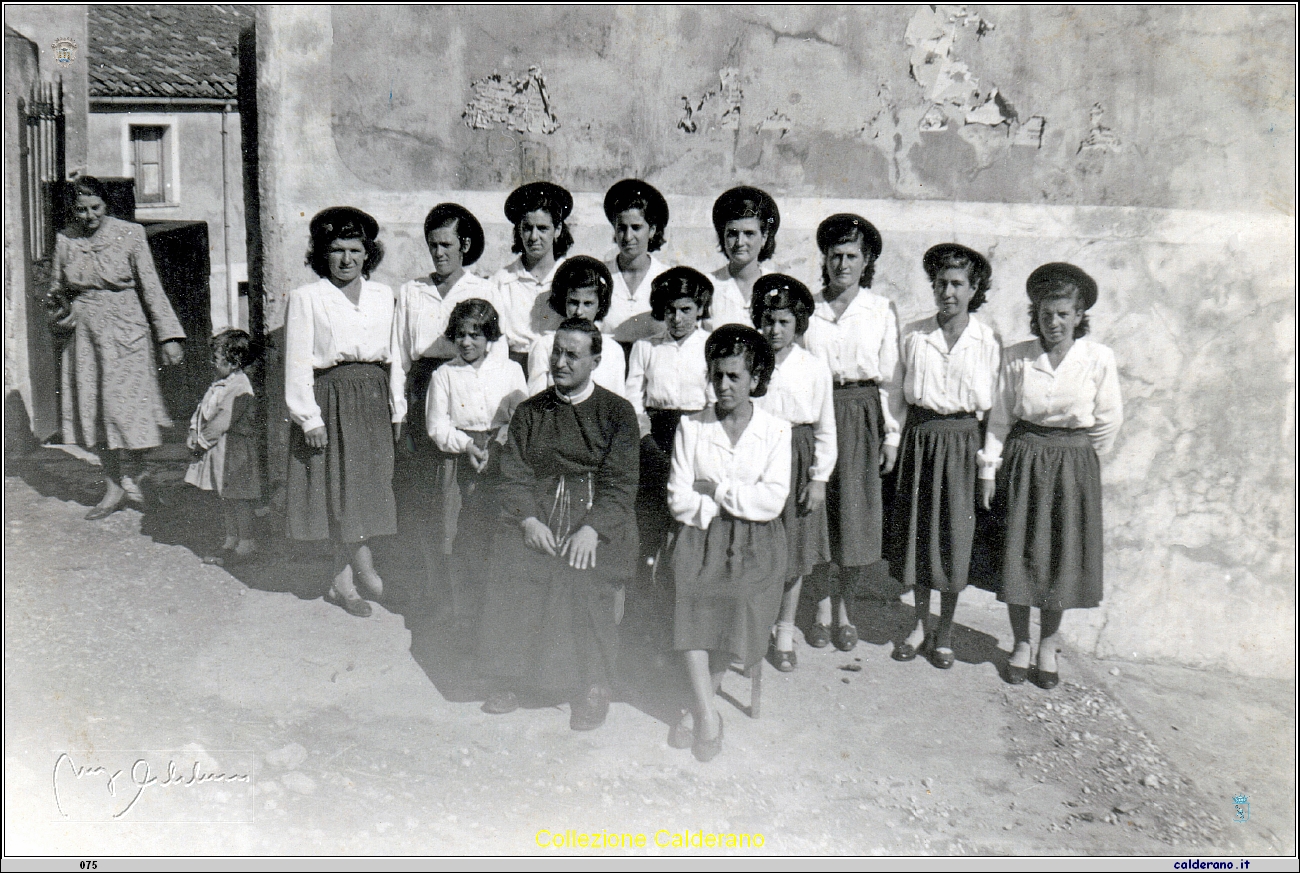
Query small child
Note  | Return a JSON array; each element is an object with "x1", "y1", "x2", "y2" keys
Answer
[
  {"x1": 751, "y1": 274, "x2": 837, "y2": 672},
  {"x1": 426, "y1": 298, "x2": 527, "y2": 619},
  {"x1": 625, "y1": 266, "x2": 714, "y2": 562},
  {"x1": 187, "y1": 329, "x2": 263, "y2": 566}
]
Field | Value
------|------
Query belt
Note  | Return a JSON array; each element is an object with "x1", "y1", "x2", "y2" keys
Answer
[{"x1": 833, "y1": 378, "x2": 878, "y2": 389}]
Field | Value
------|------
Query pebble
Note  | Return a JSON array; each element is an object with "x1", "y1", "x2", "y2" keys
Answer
[
  {"x1": 266, "y1": 742, "x2": 308, "y2": 770},
  {"x1": 1110, "y1": 667, "x2": 1120, "y2": 676},
  {"x1": 1143, "y1": 774, "x2": 1160, "y2": 789}
]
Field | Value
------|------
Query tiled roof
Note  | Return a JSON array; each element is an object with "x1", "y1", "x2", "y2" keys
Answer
[{"x1": 88, "y1": 5, "x2": 252, "y2": 101}]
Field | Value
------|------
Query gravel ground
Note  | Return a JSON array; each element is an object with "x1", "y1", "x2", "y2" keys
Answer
[{"x1": 3, "y1": 447, "x2": 1293, "y2": 857}]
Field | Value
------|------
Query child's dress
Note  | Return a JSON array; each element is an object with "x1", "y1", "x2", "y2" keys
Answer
[{"x1": 186, "y1": 371, "x2": 263, "y2": 500}]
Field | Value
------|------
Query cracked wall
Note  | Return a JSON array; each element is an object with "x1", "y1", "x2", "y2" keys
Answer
[{"x1": 256, "y1": 6, "x2": 1296, "y2": 678}]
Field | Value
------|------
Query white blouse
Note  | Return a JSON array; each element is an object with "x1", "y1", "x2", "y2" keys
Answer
[
  {"x1": 425, "y1": 355, "x2": 527, "y2": 454},
  {"x1": 668, "y1": 404, "x2": 792, "y2": 530},
  {"x1": 978, "y1": 337, "x2": 1124, "y2": 479},
  {"x1": 625, "y1": 327, "x2": 711, "y2": 436},
  {"x1": 526, "y1": 330, "x2": 629, "y2": 399},
  {"x1": 755, "y1": 345, "x2": 838, "y2": 482},
  {"x1": 284, "y1": 278, "x2": 395, "y2": 433},
  {"x1": 489, "y1": 256, "x2": 567, "y2": 354},
  {"x1": 604, "y1": 255, "x2": 672, "y2": 345},
  {"x1": 802, "y1": 288, "x2": 904, "y2": 446},
  {"x1": 390, "y1": 271, "x2": 503, "y2": 422},
  {"x1": 706, "y1": 264, "x2": 768, "y2": 329},
  {"x1": 900, "y1": 314, "x2": 1002, "y2": 419}
]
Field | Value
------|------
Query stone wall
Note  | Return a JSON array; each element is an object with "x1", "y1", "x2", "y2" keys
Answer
[{"x1": 254, "y1": 6, "x2": 1295, "y2": 677}]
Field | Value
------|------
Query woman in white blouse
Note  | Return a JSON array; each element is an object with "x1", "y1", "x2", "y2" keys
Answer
[
  {"x1": 668, "y1": 325, "x2": 790, "y2": 762},
  {"x1": 285, "y1": 207, "x2": 398, "y2": 618},
  {"x1": 602, "y1": 179, "x2": 674, "y2": 357},
  {"x1": 802, "y1": 213, "x2": 902, "y2": 653},
  {"x1": 705, "y1": 187, "x2": 780, "y2": 329},
  {"x1": 979, "y1": 263, "x2": 1123, "y2": 689},
  {"x1": 887, "y1": 244, "x2": 1002, "y2": 670},
  {"x1": 425, "y1": 298, "x2": 527, "y2": 621},
  {"x1": 751, "y1": 275, "x2": 837, "y2": 673},
  {"x1": 489, "y1": 182, "x2": 573, "y2": 368}
]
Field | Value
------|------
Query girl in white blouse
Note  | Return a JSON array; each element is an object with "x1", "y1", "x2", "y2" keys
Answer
[
  {"x1": 668, "y1": 325, "x2": 790, "y2": 762},
  {"x1": 887, "y1": 244, "x2": 1002, "y2": 671},
  {"x1": 979, "y1": 263, "x2": 1123, "y2": 689},
  {"x1": 602, "y1": 179, "x2": 674, "y2": 356},
  {"x1": 705, "y1": 187, "x2": 780, "y2": 329},
  {"x1": 751, "y1": 275, "x2": 837, "y2": 673},
  {"x1": 489, "y1": 182, "x2": 573, "y2": 367},
  {"x1": 626, "y1": 267, "x2": 714, "y2": 563},
  {"x1": 285, "y1": 207, "x2": 397, "y2": 619},
  {"x1": 426, "y1": 298, "x2": 527, "y2": 621},
  {"x1": 526, "y1": 257, "x2": 628, "y2": 399},
  {"x1": 801, "y1": 213, "x2": 903, "y2": 653}
]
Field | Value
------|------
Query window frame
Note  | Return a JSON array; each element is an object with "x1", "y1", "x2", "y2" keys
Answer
[{"x1": 119, "y1": 114, "x2": 181, "y2": 208}]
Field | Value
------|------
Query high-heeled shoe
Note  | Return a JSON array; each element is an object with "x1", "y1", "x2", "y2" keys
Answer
[
  {"x1": 1031, "y1": 666, "x2": 1059, "y2": 689},
  {"x1": 85, "y1": 494, "x2": 126, "y2": 521}
]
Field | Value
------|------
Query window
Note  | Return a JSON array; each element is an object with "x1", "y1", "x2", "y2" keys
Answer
[
  {"x1": 119, "y1": 115, "x2": 179, "y2": 207},
  {"x1": 130, "y1": 125, "x2": 170, "y2": 204}
]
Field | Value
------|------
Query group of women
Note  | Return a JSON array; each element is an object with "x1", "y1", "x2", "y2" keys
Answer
[{"x1": 52, "y1": 173, "x2": 1122, "y2": 763}]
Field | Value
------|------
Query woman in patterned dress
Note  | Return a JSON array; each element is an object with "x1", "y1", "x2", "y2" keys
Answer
[{"x1": 48, "y1": 176, "x2": 186, "y2": 520}]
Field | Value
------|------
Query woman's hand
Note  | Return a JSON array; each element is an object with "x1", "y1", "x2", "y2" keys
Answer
[
  {"x1": 304, "y1": 426, "x2": 328, "y2": 450},
  {"x1": 879, "y1": 444, "x2": 898, "y2": 476},
  {"x1": 160, "y1": 341, "x2": 184, "y2": 366},
  {"x1": 980, "y1": 478, "x2": 996, "y2": 511},
  {"x1": 560, "y1": 525, "x2": 599, "y2": 570},
  {"x1": 522, "y1": 517, "x2": 557, "y2": 556},
  {"x1": 692, "y1": 479, "x2": 718, "y2": 500},
  {"x1": 467, "y1": 443, "x2": 490, "y2": 472},
  {"x1": 799, "y1": 479, "x2": 826, "y2": 516}
]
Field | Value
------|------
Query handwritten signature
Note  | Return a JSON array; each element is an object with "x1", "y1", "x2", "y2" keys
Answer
[{"x1": 53, "y1": 752, "x2": 251, "y2": 819}]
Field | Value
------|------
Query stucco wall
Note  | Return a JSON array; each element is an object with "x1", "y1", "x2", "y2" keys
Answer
[
  {"x1": 87, "y1": 110, "x2": 247, "y2": 333},
  {"x1": 3, "y1": 6, "x2": 88, "y2": 174},
  {"x1": 255, "y1": 6, "x2": 1296, "y2": 678}
]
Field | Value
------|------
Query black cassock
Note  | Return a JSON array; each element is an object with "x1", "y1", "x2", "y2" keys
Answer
[{"x1": 477, "y1": 385, "x2": 639, "y2": 694}]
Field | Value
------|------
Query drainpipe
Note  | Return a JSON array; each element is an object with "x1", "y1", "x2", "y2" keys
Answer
[{"x1": 221, "y1": 102, "x2": 235, "y2": 329}]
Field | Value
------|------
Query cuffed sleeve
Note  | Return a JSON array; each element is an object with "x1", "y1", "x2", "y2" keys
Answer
[
  {"x1": 1088, "y1": 346, "x2": 1124, "y2": 455},
  {"x1": 878, "y1": 300, "x2": 904, "y2": 445},
  {"x1": 284, "y1": 286, "x2": 324, "y2": 432}
]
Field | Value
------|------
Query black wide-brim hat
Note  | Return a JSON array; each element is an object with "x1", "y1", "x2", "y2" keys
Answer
[
  {"x1": 816, "y1": 213, "x2": 881, "y2": 259},
  {"x1": 504, "y1": 182, "x2": 574, "y2": 225},
  {"x1": 431, "y1": 204, "x2": 485, "y2": 266},
  {"x1": 1026, "y1": 262, "x2": 1098, "y2": 310},
  {"x1": 923, "y1": 242, "x2": 990, "y2": 279},
  {"x1": 603, "y1": 178, "x2": 669, "y2": 229},
  {"x1": 712, "y1": 186, "x2": 780, "y2": 234},
  {"x1": 309, "y1": 206, "x2": 379, "y2": 243}
]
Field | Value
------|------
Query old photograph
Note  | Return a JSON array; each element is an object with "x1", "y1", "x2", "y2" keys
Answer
[{"x1": 3, "y1": 4, "x2": 1295, "y2": 861}]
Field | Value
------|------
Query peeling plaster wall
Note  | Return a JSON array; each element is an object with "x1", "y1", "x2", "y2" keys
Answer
[{"x1": 255, "y1": 6, "x2": 1296, "y2": 678}]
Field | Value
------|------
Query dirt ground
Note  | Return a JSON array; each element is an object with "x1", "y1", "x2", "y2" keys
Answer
[{"x1": 3, "y1": 445, "x2": 1295, "y2": 857}]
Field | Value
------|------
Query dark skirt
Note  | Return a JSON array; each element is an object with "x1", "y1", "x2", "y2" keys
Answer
[
  {"x1": 635, "y1": 408, "x2": 693, "y2": 560},
  {"x1": 477, "y1": 529, "x2": 619, "y2": 694},
  {"x1": 671, "y1": 515, "x2": 788, "y2": 670},
  {"x1": 886, "y1": 407, "x2": 981, "y2": 593},
  {"x1": 286, "y1": 362, "x2": 397, "y2": 544},
  {"x1": 401, "y1": 356, "x2": 452, "y2": 457},
  {"x1": 825, "y1": 383, "x2": 884, "y2": 569},
  {"x1": 434, "y1": 430, "x2": 495, "y2": 555},
  {"x1": 994, "y1": 421, "x2": 1104, "y2": 610},
  {"x1": 783, "y1": 423, "x2": 833, "y2": 579}
]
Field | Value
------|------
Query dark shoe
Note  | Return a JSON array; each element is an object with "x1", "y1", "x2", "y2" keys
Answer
[
  {"x1": 325, "y1": 588, "x2": 372, "y2": 618},
  {"x1": 834, "y1": 624, "x2": 859, "y2": 652},
  {"x1": 570, "y1": 685, "x2": 611, "y2": 731},
  {"x1": 929, "y1": 646, "x2": 955, "y2": 670},
  {"x1": 482, "y1": 691, "x2": 520, "y2": 715},
  {"x1": 1031, "y1": 668, "x2": 1059, "y2": 690},
  {"x1": 771, "y1": 647, "x2": 797, "y2": 672},
  {"x1": 891, "y1": 641, "x2": 917, "y2": 661},
  {"x1": 1005, "y1": 664, "x2": 1028, "y2": 685},
  {"x1": 692, "y1": 712, "x2": 724, "y2": 763},
  {"x1": 667, "y1": 713, "x2": 693, "y2": 750},
  {"x1": 806, "y1": 623, "x2": 832, "y2": 648}
]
